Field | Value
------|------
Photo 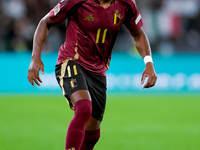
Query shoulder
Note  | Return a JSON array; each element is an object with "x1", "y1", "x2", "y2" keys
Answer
[
  {"x1": 60, "y1": 0, "x2": 86, "y2": 5},
  {"x1": 117, "y1": 0, "x2": 137, "y2": 9},
  {"x1": 56, "y1": 0, "x2": 87, "y2": 13},
  {"x1": 59, "y1": 0, "x2": 86, "y2": 8},
  {"x1": 49, "y1": 0, "x2": 87, "y2": 21}
]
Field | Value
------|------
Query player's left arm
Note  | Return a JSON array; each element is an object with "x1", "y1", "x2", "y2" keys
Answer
[{"x1": 131, "y1": 28, "x2": 157, "y2": 89}]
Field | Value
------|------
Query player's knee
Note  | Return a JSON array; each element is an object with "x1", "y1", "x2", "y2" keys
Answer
[
  {"x1": 78, "y1": 101, "x2": 92, "y2": 119},
  {"x1": 74, "y1": 99, "x2": 92, "y2": 123}
]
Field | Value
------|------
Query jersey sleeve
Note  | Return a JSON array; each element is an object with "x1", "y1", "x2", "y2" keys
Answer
[
  {"x1": 123, "y1": 0, "x2": 143, "y2": 34},
  {"x1": 48, "y1": 0, "x2": 82, "y2": 23}
]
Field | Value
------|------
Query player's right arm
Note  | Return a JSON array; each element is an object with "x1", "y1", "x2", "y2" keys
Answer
[
  {"x1": 27, "y1": 14, "x2": 56, "y2": 87},
  {"x1": 28, "y1": 0, "x2": 84, "y2": 87}
]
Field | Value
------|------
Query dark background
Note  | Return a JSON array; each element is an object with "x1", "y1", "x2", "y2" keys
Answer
[{"x1": 0, "y1": 0, "x2": 200, "y2": 55}]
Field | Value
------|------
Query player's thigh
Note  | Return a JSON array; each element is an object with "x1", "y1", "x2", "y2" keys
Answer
[{"x1": 70, "y1": 89, "x2": 91, "y2": 105}]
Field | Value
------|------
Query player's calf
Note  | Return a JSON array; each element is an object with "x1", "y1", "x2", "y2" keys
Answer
[
  {"x1": 65, "y1": 99, "x2": 92, "y2": 150},
  {"x1": 80, "y1": 129, "x2": 100, "y2": 150}
]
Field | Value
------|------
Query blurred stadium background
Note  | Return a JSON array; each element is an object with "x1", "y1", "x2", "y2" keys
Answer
[{"x1": 0, "y1": 0, "x2": 200, "y2": 150}]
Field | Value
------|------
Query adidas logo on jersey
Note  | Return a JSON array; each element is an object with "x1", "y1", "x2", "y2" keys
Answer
[{"x1": 84, "y1": 14, "x2": 94, "y2": 21}]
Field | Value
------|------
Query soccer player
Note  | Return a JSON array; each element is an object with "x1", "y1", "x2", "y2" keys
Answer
[{"x1": 27, "y1": 0, "x2": 157, "y2": 149}]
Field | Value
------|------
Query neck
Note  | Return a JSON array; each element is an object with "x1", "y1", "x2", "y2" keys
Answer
[{"x1": 97, "y1": 0, "x2": 112, "y2": 9}]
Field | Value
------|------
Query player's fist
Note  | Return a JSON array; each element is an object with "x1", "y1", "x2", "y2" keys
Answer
[
  {"x1": 27, "y1": 57, "x2": 44, "y2": 87},
  {"x1": 141, "y1": 62, "x2": 157, "y2": 89}
]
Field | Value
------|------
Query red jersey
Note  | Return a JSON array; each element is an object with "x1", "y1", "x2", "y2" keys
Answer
[{"x1": 49, "y1": 0, "x2": 143, "y2": 76}]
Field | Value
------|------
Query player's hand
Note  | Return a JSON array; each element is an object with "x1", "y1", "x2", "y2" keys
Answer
[
  {"x1": 27, "y1": 57, "x2": 44, "y2": 87},
  {"x1": 141, "y1": 62, "x2": 157, "y2": 89}
]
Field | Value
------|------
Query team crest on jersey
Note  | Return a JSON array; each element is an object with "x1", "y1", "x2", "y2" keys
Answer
[
  {"x1": 53, "y1": 3, "x2": 60, "y2": 16},
  {"x1": 113, "y1": 13, "x2": 121, "y2": 25}
]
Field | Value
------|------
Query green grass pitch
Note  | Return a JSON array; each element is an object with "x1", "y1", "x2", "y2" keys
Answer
[{"x1": 0, "y1": 94, "x2": 200, "y2": 150}]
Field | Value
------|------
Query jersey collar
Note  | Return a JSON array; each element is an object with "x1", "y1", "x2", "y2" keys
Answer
[{"x1": 94, "y1": 0, "x2": 115, "y2": 5}]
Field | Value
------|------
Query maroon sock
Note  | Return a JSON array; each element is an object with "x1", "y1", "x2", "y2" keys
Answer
[
  {"x1": 65, "y1": 99, "x2": 92, "y2": 150},
  {"x1": 80, "y1": 129, "x2": 100, "y2": 150}
]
